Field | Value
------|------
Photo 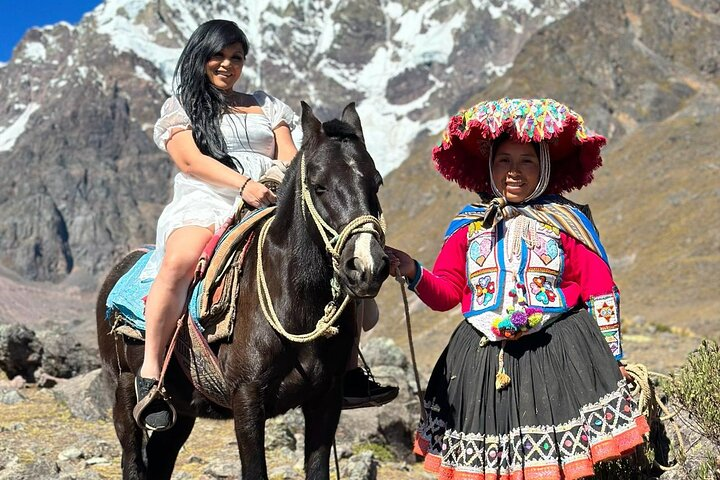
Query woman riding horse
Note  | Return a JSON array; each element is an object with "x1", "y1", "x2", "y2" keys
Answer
[
  {"x1": 97, "y1": 99, "x2": 390, "y2": 479},
  {"x1": 135, "y1": 20, "x2": 395, "y2": 430}
]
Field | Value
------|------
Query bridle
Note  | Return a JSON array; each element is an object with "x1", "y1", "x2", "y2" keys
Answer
[{"x1": 255, "y1": 153, "x2": 385, "y2": 343}]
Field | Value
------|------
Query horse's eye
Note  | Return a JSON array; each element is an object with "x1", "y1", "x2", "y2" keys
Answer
[{"x1": 314, "y1": 185, "x2": 327, "y2": 195}]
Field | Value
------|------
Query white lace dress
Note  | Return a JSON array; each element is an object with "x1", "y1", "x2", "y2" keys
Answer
[{"x1": 140, "y1": 91, "x2": 296, "y2": 281}]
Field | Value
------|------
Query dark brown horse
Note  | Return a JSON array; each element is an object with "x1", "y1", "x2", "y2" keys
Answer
[{"x1": 96, "y1": 102, "x2": 389, "y2": 479}]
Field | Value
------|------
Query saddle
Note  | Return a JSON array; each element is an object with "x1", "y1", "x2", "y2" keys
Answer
[
  {"x1": 107, "y1": 207, "x2": 274, "y2": 344},
  {"x1": 107, "y1": 171, "x2": 283, "y2": 344},
  {"x1": 189, "y1": 206, "x2": 275, "y2": 343}
]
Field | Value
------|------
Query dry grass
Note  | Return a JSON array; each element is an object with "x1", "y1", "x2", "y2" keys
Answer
[{"x1": 0, "y1": 375, "x2": 431, "y2": 479}]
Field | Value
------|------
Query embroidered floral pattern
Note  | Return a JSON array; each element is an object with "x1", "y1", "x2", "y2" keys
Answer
[
  {"x1": 476, "y1": 276, "x2": 496, "y2": 305},
  {"x1": 530, "y1": 276, "x2": 557, "y2": 305},
  {"x1": 588, "y1": 290, "x2": 622, "y2": 359},
  {"x1": 533, "y1": 237, "x2": 560, "y2": 265},
  {"x1": 596, "y1": 301, "x2": 615, "y2": 322}
]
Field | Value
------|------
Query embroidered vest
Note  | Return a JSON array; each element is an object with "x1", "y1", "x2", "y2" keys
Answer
[{"x1": 465, "y1": 218, "x2": 568, "y2": 320}]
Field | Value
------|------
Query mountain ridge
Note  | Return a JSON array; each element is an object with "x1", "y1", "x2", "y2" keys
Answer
[
  {"x1": 0, "y1": 0, "x2": 584, "y2": 282},
  {"x1": 372, "y1": 0, "x2": 719, "y2": 364}
]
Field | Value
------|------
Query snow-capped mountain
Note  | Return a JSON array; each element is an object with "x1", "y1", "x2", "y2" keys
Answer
[{"x1": 0, "y1": 0, "x2": 583, "y2": 282}]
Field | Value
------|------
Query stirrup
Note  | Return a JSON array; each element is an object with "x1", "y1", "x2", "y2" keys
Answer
[{"x1": 133, "y1": 378, "x2": 177, "y2": 432}]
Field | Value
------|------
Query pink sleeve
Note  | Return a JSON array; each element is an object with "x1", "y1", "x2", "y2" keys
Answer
[
  {"x1": 411, "y1": 226, "x2": 468, "y2": 311},
  {"x1": 562, "y1": 233, "x2": 624, "y2": 360},
  {"x1": 561, "y1": 233, "x2": 615, "y2": 300}
]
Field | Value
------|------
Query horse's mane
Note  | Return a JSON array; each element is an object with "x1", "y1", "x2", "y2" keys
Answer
[{"x1": 322, "y1": 119, "x2": 359, "y2": 141}]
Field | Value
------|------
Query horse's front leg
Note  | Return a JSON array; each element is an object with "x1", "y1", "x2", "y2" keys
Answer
[
  {"x1": 146, "y1": 415, "x2": 196, "y2": 479},
  {"x1": 232, "y1": 382, "x2": 268, "y2": 480},
  {"x1": 302, "y1": 377, "x2": 342, "y2": 480}
]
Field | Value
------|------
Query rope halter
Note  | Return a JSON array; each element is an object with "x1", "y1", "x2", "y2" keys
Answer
[{"x1": 256, "y1": 153, "x2": 386, "y2": 343}]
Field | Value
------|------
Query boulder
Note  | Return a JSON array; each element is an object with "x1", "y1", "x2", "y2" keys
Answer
[
  {"x1": 36, "y1": 327, "x2": 99, "y2": 378},
  {"x1": 0, "y1": 388, "x2": 25, "y2": 405},
  {"x1": 52, "y1": 368, "x2": 114, "y2": 421},
  {"x1": 0, "y1": 324, "x2": 42, "y2": 381},
  {"x1": 340, "y1": 451, "x2": 377, "y2": 480},
  {"x1": 361, "y1": 337, "x2": 408, "y2": 370}
]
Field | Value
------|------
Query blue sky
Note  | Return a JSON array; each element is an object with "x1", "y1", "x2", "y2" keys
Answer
[{"x1": 1, "y1": 0, "x2": 103, "y2": 62}]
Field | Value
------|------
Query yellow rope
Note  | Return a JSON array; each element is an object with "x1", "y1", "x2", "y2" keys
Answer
[
  {"x1": 256, "y1": 216, "x2": 351, "y2": 342},
  {"x1": 625, "y1": 362, "x2": 685, "y2": 471}
]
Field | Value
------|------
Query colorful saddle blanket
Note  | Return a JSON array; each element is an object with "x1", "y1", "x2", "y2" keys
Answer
[{"x1": 105, "y1": 207, "x2": 275, "y2": 343}]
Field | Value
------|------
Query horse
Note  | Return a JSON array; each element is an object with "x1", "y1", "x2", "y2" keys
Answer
[{"x1": 96, "y1": 101, "x2": 390, "y2": 480}]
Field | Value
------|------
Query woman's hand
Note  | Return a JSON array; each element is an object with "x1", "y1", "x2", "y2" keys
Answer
[
  {"x1": 241, "y1": 179, "x2": 277, "y2": 208},
  {"x1": 385, "y1": 246, "x2": 417, "y2": 280},
  {"x1": 619, "y1": 364, "x2": 633, "y2": 383}
]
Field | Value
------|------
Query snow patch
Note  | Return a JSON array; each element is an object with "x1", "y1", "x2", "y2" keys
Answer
[
  {"x1": 393, "y1": 9, "x2": 466, "y2": 66},
  {"x1": 357, "y1": 100, "x2": 447, "y2": 176},
  {"x1": 94, "y1": 0, "x2": 182, "y2": 86},
  {"x1": 49, "y1": 78, "x2": 68, "y2": 89},
  {"x1": 22, "y1": 42, "x2": 47, "y2": 62},
  {"x1": 0, "y1": 103, "x2": 40, "y2": 152},
  {"x1": 384, "y1": 1, "x2": 404, "y2": 19},
  {"x1": 476, "y1": 0, "x2": 543, "y2": 18},
  {"x1": 134, "y1": 65, "x2": 154, "y2": 82},
  {"x1": 484, "y1": 61, "x2": 512, "y2": 77}
]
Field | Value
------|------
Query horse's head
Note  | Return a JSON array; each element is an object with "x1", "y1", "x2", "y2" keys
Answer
[{"x1": 295, "y1": 101, "x2": 389, "y2": 298}]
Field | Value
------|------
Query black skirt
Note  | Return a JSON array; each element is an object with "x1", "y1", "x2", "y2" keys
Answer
[{"x1": 413, "y1": 309, "x2": 648, "y2": 480}]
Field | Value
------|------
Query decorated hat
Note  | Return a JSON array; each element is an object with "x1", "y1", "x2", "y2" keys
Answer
[{"x1": 432, "y1": 98, "x2": 607, "y2": 195}]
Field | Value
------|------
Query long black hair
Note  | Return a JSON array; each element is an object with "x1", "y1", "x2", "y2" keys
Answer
[{"x1": 173, "y1": 19, "x2": 250, "y2": 170}]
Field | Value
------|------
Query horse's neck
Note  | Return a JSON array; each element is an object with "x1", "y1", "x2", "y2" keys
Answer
[{"x1": 265, "y1": 200, "x2": 335, "y2": 301}]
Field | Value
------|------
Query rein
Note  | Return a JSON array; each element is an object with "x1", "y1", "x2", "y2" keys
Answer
[{"x1": 256, "y1": 153, "x2": 385, "y2": 343}]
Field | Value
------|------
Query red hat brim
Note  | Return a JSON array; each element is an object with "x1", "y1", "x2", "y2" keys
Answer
[{"x1": 432, "y1": 98, "x2": 607, "y2": 195}]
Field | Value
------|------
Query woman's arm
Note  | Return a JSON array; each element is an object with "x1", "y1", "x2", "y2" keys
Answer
[
  {"x1": 562, "y1": 233, "x2": 623, "y2": 360},
  {"x1": 387, "y1": 226, "x2": 468, "y2": 312},
  {"x1": 273, "y1": 124, "x2": 297, "y2": 163},
  {"x1": 166, "y1": 130, "x2": 276, "y2": 207}
]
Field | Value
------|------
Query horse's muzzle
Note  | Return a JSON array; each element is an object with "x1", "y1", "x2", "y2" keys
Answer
[{"x1": 338, "y1": 233, "x2": 389, "y2": 298}]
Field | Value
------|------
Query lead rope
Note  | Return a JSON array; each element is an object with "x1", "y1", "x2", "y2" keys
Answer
[
  {"x1": 394, "y1": 272, "x2": 427, "y2": 421},
  {"x1": 333, "y1": 439, "x2": 341, "y2": 479}
]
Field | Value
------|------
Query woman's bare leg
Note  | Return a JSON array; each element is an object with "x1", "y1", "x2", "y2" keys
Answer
[{"x1": 140, "y1": 225, "x2": 213, "y2": 380}]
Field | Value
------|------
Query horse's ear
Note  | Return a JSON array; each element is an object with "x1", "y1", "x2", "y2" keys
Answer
[
  {"x1": 301, "y1": 101, "x2": 322, "y2": 146},
  {"x1": 341, "y1": 102, "x2": 365, "y2": 144}
]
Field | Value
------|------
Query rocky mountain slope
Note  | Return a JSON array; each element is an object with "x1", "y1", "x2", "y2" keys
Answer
[
  {"x1": 373, "y1": 0, "x2": 719, "y2": 367},
  {"x1": 0, "y1": 0, "x2": 582, "y2": 283}
]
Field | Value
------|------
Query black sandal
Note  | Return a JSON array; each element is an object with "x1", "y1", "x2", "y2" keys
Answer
[{"x1": 342, "y1": 367, "x2": 399, "y2": 410}]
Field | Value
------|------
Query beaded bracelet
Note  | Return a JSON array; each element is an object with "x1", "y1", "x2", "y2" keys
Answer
[{"x1": 239, "y1": 177, "x2": 251, "y2": 196}]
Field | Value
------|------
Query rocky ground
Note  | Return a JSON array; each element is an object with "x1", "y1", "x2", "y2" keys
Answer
[
  {"x1": 0, "y1": 317, "x2": 717, "y2": 480},
  {"x1": 0, "y1": 330, "x2": 436, "y2": 480}
]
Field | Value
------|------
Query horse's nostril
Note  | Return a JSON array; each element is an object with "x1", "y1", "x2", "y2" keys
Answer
[
  {"x1": 344, "y1": 257, "x2": 365, "y2": 284},
  {"x1": 345, "y1": 257, "x2": 359, "y2": 272}
]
